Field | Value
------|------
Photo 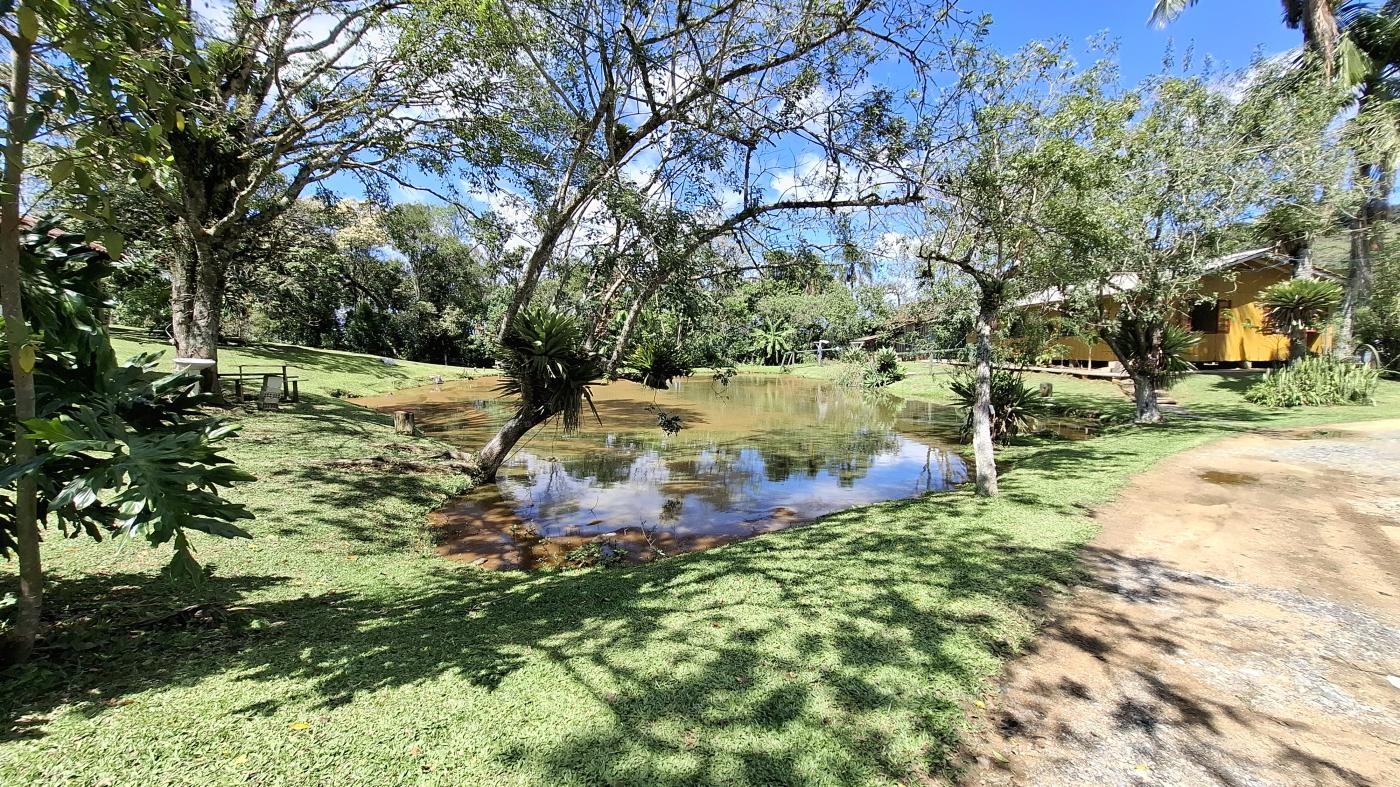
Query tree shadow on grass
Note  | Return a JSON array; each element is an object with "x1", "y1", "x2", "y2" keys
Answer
[{"x1": 2, "y1": 497, "x2": 1088, "y2": 784}]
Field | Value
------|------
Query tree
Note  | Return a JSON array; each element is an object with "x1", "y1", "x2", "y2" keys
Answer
[
  {"x1": 1151, "y1": 0, "x2": 1343, "y2": 77},
  {"x1": 916, "y1": 42, "x2": 1128, "y2": 496},
  {"x1": 1334, "y1": 1, "x2": 1400, "y2": 355},
  {"x1": 412, "y1": 0, "x2": 959, "y2": 476},
  {"x1": 417, "y1": 0, "x2": 954, "y2": 345},
  {"x1": 1259, "y1": 278, "x2": 1345, "y2": 362},
  {"x1": 108, "y1": 0, "x2": 474, "y2": 389},
  {"x1": 0, "y1": 0, "x2": 198, "y2": 663},
  {"x1": 1063, "y1": 71, "x2": 1309, "y2": 424},
  {"x1": 749, "y1": 318, "x2": 797, "y2": 365},
  {"x1": 476, "y1": 308, "x2": 606, "y2": 481}
]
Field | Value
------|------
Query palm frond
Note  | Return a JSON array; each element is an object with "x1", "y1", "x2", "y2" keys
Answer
[{"x1": 1150, "y1": 0, "x2": 1199, "y2": 28}]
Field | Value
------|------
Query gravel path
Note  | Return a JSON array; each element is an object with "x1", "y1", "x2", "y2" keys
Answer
[{"x1": 965, "y1": 421, "x2": 1400, "y2": 787}]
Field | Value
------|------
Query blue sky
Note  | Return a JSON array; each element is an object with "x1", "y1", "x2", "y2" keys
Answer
[
  {"x1": 345, "y1": 1, "x2": 1305, "y2": 211},
  {"x1": 971, "y1": 0, "x2": 1298, "y2": 81}
]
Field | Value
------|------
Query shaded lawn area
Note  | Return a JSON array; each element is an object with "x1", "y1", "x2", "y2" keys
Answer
[
  {"x1": 107, "y1": 325, "x2": 491, "y2": 398},
  {"x1": 3, "y1": 347, "x2": 1399, "y2": 785}
]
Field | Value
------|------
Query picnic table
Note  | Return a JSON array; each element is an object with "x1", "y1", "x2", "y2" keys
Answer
[{"x1": 223, "y1": 365, "x2": 300, "y2": 407}]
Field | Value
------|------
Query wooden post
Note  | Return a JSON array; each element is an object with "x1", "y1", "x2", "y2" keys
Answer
[{"x1": 393, "y1": 411, "x2": 416, "y2": 436}]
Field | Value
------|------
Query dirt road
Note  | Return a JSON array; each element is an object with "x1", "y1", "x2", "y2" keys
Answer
[{"x1": 967, "y1": 421, "x2": 1400, "y2": 786}]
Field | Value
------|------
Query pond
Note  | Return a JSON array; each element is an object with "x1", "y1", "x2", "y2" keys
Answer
[{"x1": 358, "y1": 374, "x2": 972, "y2": 569}]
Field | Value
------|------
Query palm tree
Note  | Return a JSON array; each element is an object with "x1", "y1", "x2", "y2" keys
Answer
[
  {"x1": 1152, "y1": 1, "x2": 1343, "y2": 76},
  {"x1": 475, "y1": 308, "x2": 605, "y2": 481},
  {"x1": 1334, "y1": 1, "x2": 1400, "y2": 354},
  {"x1": 1259, "y1": 278, "x2": 1345, "y2": 363},
  {"x1": 748, "y1": 318, "x2": 796, "y2": 365}
]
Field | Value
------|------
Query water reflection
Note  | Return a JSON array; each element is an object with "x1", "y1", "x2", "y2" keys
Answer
[{"x1": 358, "y1": 375, "x2": 970, "y2": 569}]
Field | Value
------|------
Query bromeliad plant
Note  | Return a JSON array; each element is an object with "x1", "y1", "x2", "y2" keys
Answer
[
  {"x1": 1258, "y1": 278, "x2": 1343, "y2": 364},
  {"x1": 2, "y1": 219, "x2": 253, "y2": 611},
  {"x1": 475, "y1": 308, "x2": 606, "y2": 482},
  {"x1": 949, "y1": 369, "x2": 1047, "y2": 443},
  {"x1": 624, "y1": 340, "x2": 692, "y2": 390}
]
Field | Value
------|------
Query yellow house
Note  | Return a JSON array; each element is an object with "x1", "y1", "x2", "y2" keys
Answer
[{"x1": 1023, "y1": 248, "x2": 1331, "y2": 367}]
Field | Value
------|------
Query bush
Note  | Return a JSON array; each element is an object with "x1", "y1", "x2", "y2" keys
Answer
[
  {"x1": 1243, "y1": 355, "x2": 1380, "y2": 407},
  {"x1": 2, "y1": 218, "x2": 253, "y2": 577},
  {"x1": 860, "y1": 347, "x2": 905, "y2": 388},
  {"x1": 949, "y1": 369, "x2": 1047, "y2": 443}
]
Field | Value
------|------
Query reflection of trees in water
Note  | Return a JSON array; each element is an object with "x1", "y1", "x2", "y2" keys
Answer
[{"x1": 450, "y1": 376, "x2": 970, "y2": 536}]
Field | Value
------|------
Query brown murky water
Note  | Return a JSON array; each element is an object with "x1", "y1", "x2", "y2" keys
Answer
[{"x1": 358, "y1": 375, "x2": 972, "y2": 569}]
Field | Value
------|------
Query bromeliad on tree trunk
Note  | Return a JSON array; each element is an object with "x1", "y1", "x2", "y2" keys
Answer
[{"x1": 473, "y1": 308, "x2": 606, "y2": 482}]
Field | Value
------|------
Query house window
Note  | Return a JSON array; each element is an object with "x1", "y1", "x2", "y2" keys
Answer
[{"x1": 1189, "y1": 299, "x2": 1229, "y2": 334}]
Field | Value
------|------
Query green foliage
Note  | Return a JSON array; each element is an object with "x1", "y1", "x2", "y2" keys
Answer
[
  {"x1": 625, "y1": 342, "x2": 692, "y2": 390},
  {"x1": 108, "y1": 249, "x2": 171, "y2": 331},
  {"x1": 495, "y1": 308, "x2": 605, "y2": 433},
  {"x1": 1258, "y1": 278, "x2": 1344, "y2": 336},
  {"x1": 748, "y1": 317, "x2": 796, "y2": 365},
  {"x1": 343, "y1": 301, "x2": 395, "y2": 357},
  {"x1": 949, "y1": 370, "x2": 1047, "y2": 443},
  {"x1": 1356, "y1": 232, "x2": 1400, "y2": 366},
  {"x1": 1102, "y1": 320, "x2": 1201, "y2": 390},
  {"x1": 1244, "y1": 355, "x2": 1381, "y2": 407},
  {"x1": 861, "y1": 348, "x2": 905, "y2": 389},
  {"x1": 0, "y1": 219, "x2": 252, "y2": 566}
]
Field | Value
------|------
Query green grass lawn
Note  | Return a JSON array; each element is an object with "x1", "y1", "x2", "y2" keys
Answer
[
  {"x1": 3, "y1": 341, "x2": 1398, "y2": 785},
  {"x1": 108, "y1": 325, "x2": 490, "y2": 398}
]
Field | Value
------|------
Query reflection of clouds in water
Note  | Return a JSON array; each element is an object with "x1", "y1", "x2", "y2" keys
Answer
[
  {"x1": 496, "y1": 435, "x2": 967, "y2": 540},
  {"x1": 378, "y1": 375, "x2": 976, "y2": 550}
]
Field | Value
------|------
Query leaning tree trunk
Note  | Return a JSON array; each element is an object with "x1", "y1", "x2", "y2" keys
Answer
[
  {"x1": 0, "y1": 34, "x2": 41, "y2": 665},
  {"x1": 169, "y1": 233, "x2": 226, "y2": 392},
  {"x1": 604, "y1": 279, "x2": 662, "y2": 376},
  {"x1": 474, "y1": 409, "x2": 548, "y2": 482},
  {"x1": 969, "y1": 299, "x2": 999, "y2": 497}
]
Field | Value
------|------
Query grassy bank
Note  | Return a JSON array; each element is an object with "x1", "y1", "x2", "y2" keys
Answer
[{"x1": 3, "y1": 340, "x2": 1398, "y2": 786}]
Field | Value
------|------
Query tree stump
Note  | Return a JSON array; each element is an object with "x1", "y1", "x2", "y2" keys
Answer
[
  {"x1": 393, "y1": 411, "x2": 416, "y2": 436},
  {"x1": 1039, "y1": 382, "x2": 1053, "y2": 398}
]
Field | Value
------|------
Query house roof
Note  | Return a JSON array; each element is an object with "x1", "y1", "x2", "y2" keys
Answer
[
  {"x1": 1015, "y1": 247, "x2": 1286, "y2": 308},
  {"x1": 19, "y1": 215, "x2": 111, "y2": 256}
]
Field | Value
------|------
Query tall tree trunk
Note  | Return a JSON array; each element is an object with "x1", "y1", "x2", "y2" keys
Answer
[
  {"x1": 169, "y1": 234, "x2": 225, "y2": 391},
  {"x1": 1290, "y1": 238, "x2": 1315, "y2": 280},
  {"x1": 474, "y1": 409, "x2": 546, "y2": 482},
  {"x1": 605, "y1": 279, "x2": 661, "y2": 376},
  {"x1": 970, "y1": 298, "x2": 999, "y2": 497},
  {"x1": 1336, "y1": 203, "x2": 1381, "y2": 359},
  {"x1": 0, "y1": 33, "x2": 41, "y2": 665},
  {"x1": 1132, "y1": 373, "x2": 1163, "y2": 424},
  {"x1": 1301, "y1": 0, "x2": 1340, "y2": 77}
]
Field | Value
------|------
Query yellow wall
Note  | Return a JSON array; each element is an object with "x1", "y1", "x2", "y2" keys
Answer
[{"x1": 1043, "y1": 261, "x2": 1329, "y2": 365}]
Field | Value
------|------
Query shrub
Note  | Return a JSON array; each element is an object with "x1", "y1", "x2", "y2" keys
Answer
[
  {"x1": 949, "y1": 369, "x2": 1047, "y2": 443},
  {"x1": 861, "y1": 347, "x2": 905, "y2": 388},
  {"x1": 1243, "y1": 355, "x2": 1379, "y2": 407},
  {"x1": 1, "y1": 218, "x2": 253, "y2": 578}
]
